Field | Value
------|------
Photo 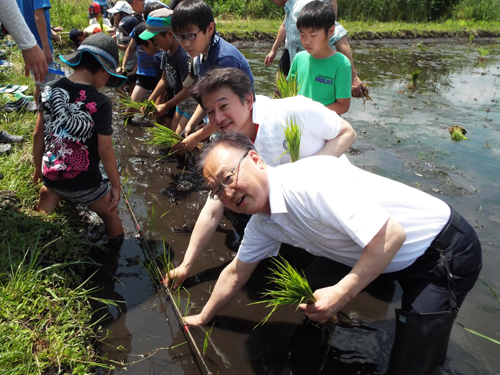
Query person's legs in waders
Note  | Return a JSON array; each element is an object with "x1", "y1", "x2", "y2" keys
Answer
[{"x1": 385, "y1": 208, "x2": 482, "y2": 375}]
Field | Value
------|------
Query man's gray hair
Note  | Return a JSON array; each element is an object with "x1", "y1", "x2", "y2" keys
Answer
[{"x1": 196, "y1": 131, "x2": 257, "y2": 171}]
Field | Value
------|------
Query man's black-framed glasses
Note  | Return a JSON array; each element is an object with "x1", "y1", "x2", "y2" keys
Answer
[
  {"x1": 173, "y1": 29, "x2": 202, "y2": 42},
  {"x1": 208, "y1": 151, "x2": 249, "y2": 201}
]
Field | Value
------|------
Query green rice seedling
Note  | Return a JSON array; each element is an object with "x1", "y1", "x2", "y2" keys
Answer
[
  {"x1": 275, "y1": 70, "x2": 300, "y2": 98},
  {"x1": 477, "y1": 47, "x2": 489, "y2": 62},
  {"x1": 469, "y1": 34, "x2": 475, "y2": 44},
  {"x1": 251, "y1": 256, "x2": 337, "y2": 332},
  {"x1": 203, "y1": 322, "x2": 215, "y2": 355},
  {"x1": 147, "y1": 123, "x2": 203, "y2": 155},
  {"x1": 406, "y1": 70, "x2": 421, "y2": 91},
  {"x1": 118, "y1": 95, "x2": 157, "y2": 121},
  {"x1": 448, "y1": 125, "x2": 468, "y2": 141},
  {"x1": 281, "y1": 116, "x2": 302, "y2": 162},
  {"x1": 458, "y1": 280, "x2": 500, "y2": 345}
]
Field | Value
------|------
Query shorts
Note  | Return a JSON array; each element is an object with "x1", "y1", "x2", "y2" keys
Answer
[
  {"x1": 136, "y1": 74, "x2": 158, "y2": 91},
  {"x1": 125, "y1": 71, "x2": 137, "y2": 84},
  {"x1": 278, "y1": 48, "x2": 290, "y2": 76},
  {"x1": 176, "y1": 96, "x2": 197, "y2": 119},
  {"x1": 50, "y1": 179, "x2": 111, "y2": 207}
]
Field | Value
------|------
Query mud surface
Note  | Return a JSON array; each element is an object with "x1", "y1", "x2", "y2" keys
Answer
[{"x1": 93, "y1": 38, "x2": 500, "y2": 374}]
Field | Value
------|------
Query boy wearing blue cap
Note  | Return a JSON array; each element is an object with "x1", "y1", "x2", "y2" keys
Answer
[
  {"x1": 139, "y1": 8, "x2": 197, "y2": 133},
  {"x1": 32, "y1": 33, "x2": 126, "y2": 243}
]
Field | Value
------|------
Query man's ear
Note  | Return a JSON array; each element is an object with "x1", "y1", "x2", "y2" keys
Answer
[
  {"x1": 244, "y1": 92, "x2": 254, "y2": 111},
  {"x1": 248, "y1": 150, "x2": 264, "y2": 168}
]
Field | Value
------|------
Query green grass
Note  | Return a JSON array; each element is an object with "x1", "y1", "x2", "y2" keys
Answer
[{"x1": 0, "y1": 40, "x2": 120, "y2": 374}]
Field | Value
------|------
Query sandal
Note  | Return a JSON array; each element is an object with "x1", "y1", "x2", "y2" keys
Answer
[{"x1": 4, "y1": 85, "x2": 20, "y2": 93}]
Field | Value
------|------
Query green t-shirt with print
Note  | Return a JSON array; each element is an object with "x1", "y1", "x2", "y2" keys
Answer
[{"x1": 288, "y1": 51, "x2": 351, "y2": 106}]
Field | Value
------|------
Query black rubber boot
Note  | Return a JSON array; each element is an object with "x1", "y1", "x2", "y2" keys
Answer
[{"x1": 386, "y1": 309, "x2": 457, "y2": 375}]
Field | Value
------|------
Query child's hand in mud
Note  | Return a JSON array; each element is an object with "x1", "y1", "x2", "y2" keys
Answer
[
  {"x1": 154, "y1": 103, "x2": 167, "y2": 117},
  {"x1": 164, "y1": 265, "x2": 189, "y2": 290},
  {"x1": 180, "y1": 133, "x2": 199, "y2": 152}
]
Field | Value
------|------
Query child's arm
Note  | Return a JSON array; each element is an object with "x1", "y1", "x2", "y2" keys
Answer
[
  {"x1": 182, "y1": 103, "x2": 205, "y2": 136},
  {"x1": 32, "y1": 111, "x2": 45, "y2": 184},
  {"x1": 326, "y1": 98, "x2": 350, "y2": 115},
  {"x1": 155, "y1": 86, "x2": 191, "y2": 117},
  {"x1": 334, "y1": 37, "x2": 365, "y2": 98},
  {"x1": 34, "y1": 8, "x2": 52, "y2": 64},
  {"x1": 122, "y1": 38, "x2": 137, "y2": 71},
  {"x1": 265, "y1": 20, "x2": 286, "y2": 67},
  {"x1": 150, "y1": 70, "x2": 168, "y2": 104},
  {"x1": 181, "y1": 119, "x2": 216, "y2": 152},
  {"x1": 98, "y1": 134, "x2": 120, "y2": 212}
]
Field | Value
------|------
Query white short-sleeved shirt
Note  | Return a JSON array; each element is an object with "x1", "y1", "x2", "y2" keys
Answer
[
  {"x1": 252, "y1": 95, "x2": 344, "y2": 166},
  {"x1": 237, "y1": 156, "x2": 450, "y2": 273}
]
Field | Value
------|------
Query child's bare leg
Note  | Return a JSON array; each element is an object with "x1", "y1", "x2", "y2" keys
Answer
[
  {"x1": 88, "y1": 192, "x2": 124, "y2": 239},
  {"x1": 37, "y1": 186, "x2": 60, "y2": 214},
  {"x1": 175, "y1": 114, "x2": 189, "y2": 135}
]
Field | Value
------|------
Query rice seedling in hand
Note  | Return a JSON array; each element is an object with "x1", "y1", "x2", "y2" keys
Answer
[
  {"x1": 147, "y1": 123, "x2": 202, "y2": 156},
  {"x1": 275, "y1": 70, "x2": 299, "y2": 98},
  {"x1": 448, "y1": 125, "x2": 468, "y2": 141},
  {"x1": 280, "y1": 116, "x2": 301, "y2": 163},
  {"x1": 406, "y1": 70, "x2": 421, "y2": 92},
  {"x1": 118, "y1": 95, "x2": 157, "y2": 123},
  {"x1": 360, "y1": 84, "x2": 372, "y2": 105},
  {"x1": 251, "y1": 256, "x2": 337, "y2": 333}
]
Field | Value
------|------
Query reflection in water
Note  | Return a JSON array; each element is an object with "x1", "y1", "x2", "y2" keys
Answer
[{"x1": 97, "y1": 39, "x2": 500, "y2": 375}]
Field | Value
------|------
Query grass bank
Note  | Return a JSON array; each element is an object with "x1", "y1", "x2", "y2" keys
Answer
[
  {"x1": 0, "y1": 47, "x2": 115, "y2": 374},
  {"x1": 216, "y1": 18, "x2": 500, "y2": 41}
]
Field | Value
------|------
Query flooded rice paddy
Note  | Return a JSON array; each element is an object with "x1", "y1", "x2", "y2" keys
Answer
[{"x1": 96, "y1": 38, "x2": 500, "y2": 374}]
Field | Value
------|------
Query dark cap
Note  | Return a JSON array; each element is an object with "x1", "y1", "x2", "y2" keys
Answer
[
  {"x1": 69, "y1": 28, "x2": 83, "y2": 47},
  {"x1": 119, "y1": 16, "x2": 139, "y2": 37},
  {"x1": 60, "y1": 33, "x2": 126, "y2": 87}
]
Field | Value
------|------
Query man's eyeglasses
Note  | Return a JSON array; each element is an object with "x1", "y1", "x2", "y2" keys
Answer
[
  {"x1": 208, "y1": 151, "x2": 249, "y2": 201},
  {"x1": 173, "y1": 29, "x2": 202, "y2": 42}
]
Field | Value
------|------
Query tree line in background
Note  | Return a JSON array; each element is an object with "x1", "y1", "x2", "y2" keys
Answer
[
  {"x1": 206, "y1": 0, "x2": 500, "y2": 22},
  {"x1": 50, "y1": 0, "x2": 500, "y2": 33}
]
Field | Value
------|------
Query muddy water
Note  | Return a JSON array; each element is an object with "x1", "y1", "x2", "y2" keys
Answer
[{"x1": 96, "y1": 38, "x2": 500, "y2": 375}]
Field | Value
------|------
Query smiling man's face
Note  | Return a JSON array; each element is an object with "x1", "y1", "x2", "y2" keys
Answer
[
  {"x1": 203, "y1": 146, "x2": 270, "y2": 215},
  {"x1": 201, "y1": 86, "x2": 254, "y2": 138}
]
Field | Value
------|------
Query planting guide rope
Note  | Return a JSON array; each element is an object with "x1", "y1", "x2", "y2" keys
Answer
[{"x1": 119, "y1": 185, "x2": 213, "y2": 375}]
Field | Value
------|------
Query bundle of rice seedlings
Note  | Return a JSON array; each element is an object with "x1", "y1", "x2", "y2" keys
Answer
[
  {"x1": 360, "y1": 84, "x2": 372, "y2": 105},
  {"x1": 281, "y1": 116, "x2": 301, "y2": 163},
  {"x1": 118, "y1": 95, "x2": 157, "y2": 118},
  {"x1": 251, "y1": 256, "x2": 337, "y2": 333},
  {"x1": 448, "y1": 125, "x2": 469, "y2": 142},
  {"x1": 147, "y1": 123, "x2": 202, "y2": 155},
  {"x1": 275, "y1": 70, "x2": 300, "y2": 98},
  {"x1": 406, "y1": 70, "x2": 421, "y2": 92}
]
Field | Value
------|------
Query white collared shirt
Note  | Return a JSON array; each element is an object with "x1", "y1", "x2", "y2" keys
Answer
[
  {"x1": 252, "y1": 95, "x2": 343, "y2": 166},
  {"x1": 238, "y1": 156, "x2": 450, "y2": 273}
]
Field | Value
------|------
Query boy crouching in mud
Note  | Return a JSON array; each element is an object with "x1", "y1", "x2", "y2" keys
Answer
[{"x1": 33, "y1": 33, "x2": 127, "y2": 243}]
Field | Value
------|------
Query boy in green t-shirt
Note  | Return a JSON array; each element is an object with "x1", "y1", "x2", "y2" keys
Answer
[{"x1": 288, "y1": 1, "x2": 351, "y2": 115}]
